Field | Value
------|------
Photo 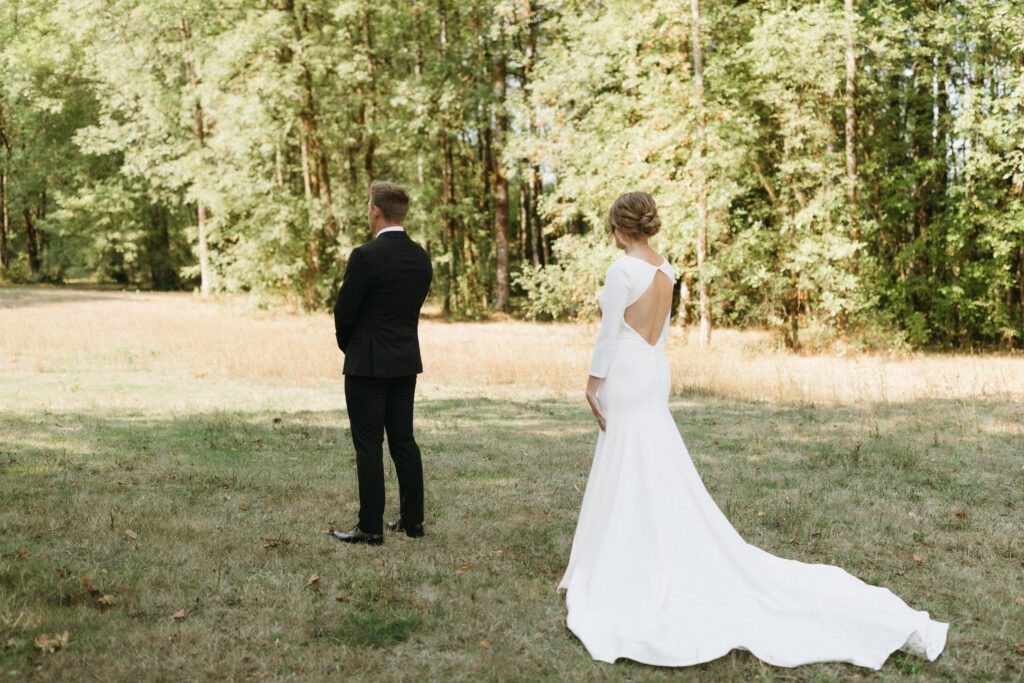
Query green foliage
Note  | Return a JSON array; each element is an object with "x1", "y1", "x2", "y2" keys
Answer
[
  {"x1": 515, "y1": 232, "x2": 619, "y2": 320},
  {"x1": 520, "y1": 0, "x2": 1024, "y2": 349},
  {"x1": 1, "y1": 0, "x2": 1023, "y2": 346}
]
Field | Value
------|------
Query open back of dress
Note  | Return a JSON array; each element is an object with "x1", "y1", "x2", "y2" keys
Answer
[
  {"x1": 587, "y1": 255, "x2": 677, "y2": 380},
  {"x1": 624, "y1": 264, "x2": 673, "y2": 346}
]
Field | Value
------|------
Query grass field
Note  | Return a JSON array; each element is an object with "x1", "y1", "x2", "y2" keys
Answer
[{"x1": 1, "y1": 286, "x2": 1022, "y2": 681}]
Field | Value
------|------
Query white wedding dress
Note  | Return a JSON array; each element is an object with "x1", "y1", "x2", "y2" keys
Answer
[{"x1": 557, "y1": 254, "x2": 948, "y2": 669}]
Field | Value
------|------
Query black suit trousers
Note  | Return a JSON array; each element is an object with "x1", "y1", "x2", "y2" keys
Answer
[{"x1": 344, "y1": 374, "x2": 424, "y2": 534}]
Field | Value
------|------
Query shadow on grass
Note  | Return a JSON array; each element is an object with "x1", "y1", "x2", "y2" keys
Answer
[
  {"x1": 0, "y1": 395, "x2": 1021, "y2": 680},
  {"x1": 311, "y1": 606, "x2": 423, "y2": 648}
]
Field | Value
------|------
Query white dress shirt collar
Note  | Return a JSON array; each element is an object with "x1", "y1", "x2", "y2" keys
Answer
[{"x1": 376, "y1": 226, "x2": 405, "y2": 238}]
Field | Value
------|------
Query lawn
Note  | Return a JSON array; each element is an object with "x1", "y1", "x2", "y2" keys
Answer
[{"x1": 1, "y1": 287, "x2": 1022, "y2": 681}]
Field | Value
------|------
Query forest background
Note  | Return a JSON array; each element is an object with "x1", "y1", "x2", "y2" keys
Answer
[{"x1": 2, "y1": 0, "x2": 1024, "y2": 351}]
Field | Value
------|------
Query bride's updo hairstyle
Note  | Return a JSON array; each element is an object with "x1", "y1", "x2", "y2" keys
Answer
[{"x1": 607, "y1": 191, "x2": 661, "y2": 238}]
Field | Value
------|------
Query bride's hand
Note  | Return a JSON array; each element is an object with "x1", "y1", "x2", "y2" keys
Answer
[{"x1": 586, "y1": 376, "x2": 606, "y2": 431}]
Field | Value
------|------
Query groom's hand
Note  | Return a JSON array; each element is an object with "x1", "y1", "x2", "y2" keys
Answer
[{"x1": 585, "y1": 376, "x2": 606, "y2": 431}]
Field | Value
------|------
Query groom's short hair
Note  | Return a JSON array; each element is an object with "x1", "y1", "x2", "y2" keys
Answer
[{"x1": 370, "y1": 181, "x2": 410, "y2": 223}]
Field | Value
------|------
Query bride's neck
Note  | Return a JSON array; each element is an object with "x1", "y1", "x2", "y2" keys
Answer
[{"x1": 623, "y1": 241, "x2": 651, "y2": 255}]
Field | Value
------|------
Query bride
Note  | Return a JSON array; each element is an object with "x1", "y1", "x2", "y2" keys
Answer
[{"x1": 557, "y1": 191, "x2": 949, "y2": 670}]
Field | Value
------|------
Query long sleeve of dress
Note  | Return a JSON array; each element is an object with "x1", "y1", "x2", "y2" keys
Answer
[{"x1": 588, "y1": 262, "x2": 631, "y2": 378}]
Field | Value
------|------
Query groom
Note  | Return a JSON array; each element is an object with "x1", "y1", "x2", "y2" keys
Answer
[{"x1": 332, "y1": 181, "x2": 433, "y2": 545}]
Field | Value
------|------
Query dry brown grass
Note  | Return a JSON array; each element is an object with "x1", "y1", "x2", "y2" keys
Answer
[{"x1": 3, "y1": 285, "x2": 1023, "y2": 405}]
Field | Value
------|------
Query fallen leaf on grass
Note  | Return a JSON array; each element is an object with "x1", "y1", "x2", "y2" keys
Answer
[
  {"x1": 171, "y1": 609, "x2": 187, "y2": 620},
  {"x1": 34, "y1": 631, "x2": 69, "y2": 653},
  {"x1": 239, "y1": 503, "x2": 250, "y2": 511},
  {"x1": 913, "y1": 554, "x2": 924, "y2": 564},
  {"x1": 96, "y1": 595, "x2": 118, "y2": 606},
  {"x1": 17, "y1": 548, "x2": 29, "y2": 560},
  {"x1": 306, "y1": 574, "x2": 320, "y2": 588},
  {"x1": 81, "y1": 576, "x2": 100, "y2": 596},
  {"x1": 124, "y1": 529, "x2": 138, "y2": 540},
  {"x1": 789, "y1": 537, "x2": 800, "y2": 546},
  {"x1": 262, "y1": 538, "x2": 283, "y2": 549},
  {"x1": 1015, "y1": 642, "x2": 1024, "y2": 655},
  {"x1": 480, "y1": 639, "x2": 491, "y2": 649},
  {"x1": 1014, "y1": 595, "x2": 1024, "y2": 606},
  {"x1": 457, "y1": 563, "x2": 475, "y2": 572}
]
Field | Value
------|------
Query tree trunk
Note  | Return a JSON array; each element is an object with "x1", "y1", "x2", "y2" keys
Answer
[
  {"x1": 23, "y1": 208, "x2": 40, "y2": 275},
  {"x1": 690, "y1": 0, "x2": 711, "y2": 348},
  {"x1": 528, "y1": 176, "x2": 540, "y2": 267},
  {"x1": 1019, "y1": 241, "x2": 1024, "y2": 342},
  {"x1": 438, "y1": 0, "x2": 458, "y2": 315},
  {"x1": 363, "y1": 8, "x2": 377, "y2": 185},
  {"x1": 479, "y1": 125, "x2": 492, "y2": 211},
  {"x1": 147, "y1": 202, "x2": 179, "y2": 290},
  {"x1": 196, "y1": 202, "x2": 210, "y2": 294},
  {"x1": 180, "y1": 16, "x2": 212, "y2": 296},
  {"x1": 299, "y1": 131, "x2": 313, "y2": 201},
  {"x1": 540, "y1": 218, "x2": 550, "y2": 265},
  {"x1": 931, "y1": 50, "x2": 951, "y2": 291},
  {"x1": 532, "y1": 172, "x2": 543, "y2": 265},
  {"x1": 440, "y1": 130, "x2": 458, "y2": 314},
  {"x1": 784, "y1": 273, "x2": 800, "y2": 350},
  {"x1": 36, "y1": 189, "x2": 47, "y2": 266},
  {"x1": 844, "y1": 0, "x2": 859, "y2": 249},
  {"x1": 677, "y1": 276, "x2": 691, "y2": 346},
  {"x1": 491, "y1": 46, "x2": 510, "y2": 313},
  {"x1": 525, "y1": 177, "x2": 539, "y2": 267},
  {"x1": 0, "y1": 170, "x2": 8, "y2": 269},
  {"x1": 0, "y1": 112, "x2": 8, "y2": 270},
  {"x1": 274, "y1": 144, "x2": 284, "y2": 187},
  {"x1": 518, "y1": 177, "x2": 528, "y2": 260},
  {"x1": 525, "y1": 7, "x2": 543, "y2": 269},
  {"x1": 414, "y1": 6, "x2": 425, "y2": 185},
  {"x1": 520, "y1": 2, "x2": 544, "y2": 270}
]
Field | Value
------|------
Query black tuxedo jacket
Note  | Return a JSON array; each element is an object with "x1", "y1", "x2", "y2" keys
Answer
[{"x1": 333, "y1": 230, "x2": 433, "y2": 377}]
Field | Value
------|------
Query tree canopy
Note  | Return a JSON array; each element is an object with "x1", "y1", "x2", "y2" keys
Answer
[{"x1": 2, "y1": 0, "x2": 1023, "y2": 349}]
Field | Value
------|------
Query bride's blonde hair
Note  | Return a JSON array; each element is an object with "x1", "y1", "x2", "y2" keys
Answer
[{"x1": 607, "y1": 191, "x2": 661, "y2": 237}]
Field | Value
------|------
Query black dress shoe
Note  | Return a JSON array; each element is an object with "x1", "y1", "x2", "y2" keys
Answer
[
  {"x1": 386, "y1": 519, "x2": 425, "y2": 538},
  {"x1": 332, "y1": 524, "x2": 383, "y2": 545}
]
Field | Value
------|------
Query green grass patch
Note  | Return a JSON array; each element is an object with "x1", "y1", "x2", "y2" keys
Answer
[
  {"x1": 312, "y1": 607, "x2": 423, "y2": 649},
  {"x1": 0, "y1": 379, "x2": 1022, "y2": 681}
]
